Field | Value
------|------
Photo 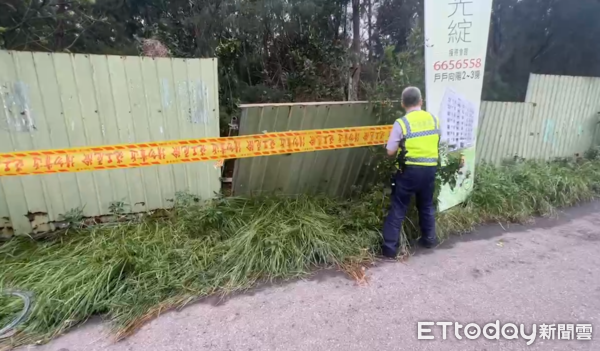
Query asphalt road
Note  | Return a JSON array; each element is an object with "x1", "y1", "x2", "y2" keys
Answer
[{"x1": 19, "y1": 202, "x2": 600, "y2": 351}]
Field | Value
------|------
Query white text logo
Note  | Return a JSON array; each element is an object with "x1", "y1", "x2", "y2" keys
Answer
[{"x1": 417, "y1": 321, "x2": 593, "y2": 345}]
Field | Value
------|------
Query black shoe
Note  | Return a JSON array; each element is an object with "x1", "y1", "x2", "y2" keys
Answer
[
  {"x1": 380, "y1": 250, "x2": 397, "y2": 260},
  {"x1": 417, "y1": 238, "x2": 437, "y2": 249},
  {"x1": 380, "y1": 255, "x2": 397, "y2": 262}
]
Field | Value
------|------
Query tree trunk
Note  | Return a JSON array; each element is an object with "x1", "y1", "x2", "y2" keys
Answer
[
  {"x1": 55, "y1": 0, "x2": 66, "y2": 51},
  {"x1": 349, "y1": 0, "x2": 361, "y2": 101},
  {"x1": 417, "y1": 0, "x2": 424, "y2": 30},
  {"x1": 263, "y1": 19, "x2": 271, "y2": 85},
  {"x1": 367, "y1": 0, "x2": 373, "y2": 61}
]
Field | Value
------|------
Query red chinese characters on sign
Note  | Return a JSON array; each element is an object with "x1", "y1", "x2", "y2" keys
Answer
[
  {"x1": 95, "y1": 152, "x2": 106, "y2": 165},
  {"x1": 338, "y1": 132, "x2": 361, "y2": 144},
  {"x1": 129, "y1": 149, "x2": 143, "y2": 162},
  {"x1": 246, "y1": 138, "x2": 276, "y2": 153},
  {"x1": 309, "y1": 134, "x2": 335, "y2": 147},
  {"x1": 82, "y1": 153, "x2": 93, "y2": 166},
  {"x1": 106, "y1": 151, "x2": 124, "y2": 164},
  {"x1": 33, "y1": 154, "x2": 75, "y2": 171},
  {"x1": 171, "y1": 145, "x2": 208, "y2": 159},
  {"x1": 186, "y1": 145, "x2": 206, "y2": 157},
  {"x1": 2, "y1": 158, "x2": 24, "y2": 172},
  {"x1": 212, "y1": 140, "x2": 242, "y2": 156},
  {"x1": 130, "y1": 147, "x2": 166, "y2": 163},
  {"x1": 53, "y1": 155, "x2": 75, "y2": 168},
  {"x1": 83, "y1": 152, "x2": 109, "y2": 166},
  {"x1": 93, "y1": 150, "x2": 128, "y2": 166},
  {"x1": 362, "y1": 130, "x2": 386, "y2": 143},
  {"x1": 279, "y1": 136, "x2": 305, "y2": 149},
  {"x1": 33, "y1": 156, "x2": 55, "y2": 171},
  {"x1": 171, "y1": 146, "x2": 181, "y2": 159},
  {"x1": 148, "y1": 147, "x2": 166, "y2": 160}
]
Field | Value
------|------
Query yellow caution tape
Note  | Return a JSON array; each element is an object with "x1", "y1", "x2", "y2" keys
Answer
[{"x1": 0, "y1": 126, "x2": 391, "y2": 177}]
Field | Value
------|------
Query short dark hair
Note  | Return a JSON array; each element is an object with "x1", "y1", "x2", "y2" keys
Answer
[{"x1": 402, "y1": 87, "x2": 422, "y2": 108}]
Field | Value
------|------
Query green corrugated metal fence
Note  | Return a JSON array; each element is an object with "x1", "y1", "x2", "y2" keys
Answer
[
  {"x1": 477, "y1": 74, "x2": 600, "y2": 165},
  {"x1": 232, "y1": 102, "x2": 390, "y2": 197},
  {"x1": 525, "y1": 74, "x2": 600, "y2": 159},
  {"x1": 2, "y1": 54, "x2": 599, "y2": 235},
  {"x1": 0, "y1": 51, "x2": 221, "y2": 235},
  {"x1": 476, "y1": 102, "x2": 537, "y2": 164}
]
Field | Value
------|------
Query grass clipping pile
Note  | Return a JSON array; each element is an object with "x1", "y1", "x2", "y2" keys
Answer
[{"x1": 2, "y1": 157, "x2": 600, "y2": 348}]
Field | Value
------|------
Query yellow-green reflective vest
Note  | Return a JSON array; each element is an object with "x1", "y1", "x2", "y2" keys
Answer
[{"x1": 396, "y1": 110, "x2": 440, "y2": 168}]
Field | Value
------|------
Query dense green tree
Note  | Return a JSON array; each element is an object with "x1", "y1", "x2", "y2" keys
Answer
[
  {"x1": 484, "y1": 0, "x2": 600, "y2": 100},
  {"x1": 1, "y1": 0, "x2": 600, "y2": 105},
  {"x1": 374, "y1": 0, "x2": 421, "y2": 57}
]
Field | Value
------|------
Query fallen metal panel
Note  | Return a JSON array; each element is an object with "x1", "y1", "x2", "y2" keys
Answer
[
  {"x1": 233, "y1": 102, "x2": 385, "y2": 197},
  {"x1": 0, "y1": 51, "x2": 221, "y2": 235}
]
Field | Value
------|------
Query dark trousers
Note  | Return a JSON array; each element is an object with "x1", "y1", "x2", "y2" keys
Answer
[{"x1": 382, "y1": 165, "x2": 437, "y2": 257}]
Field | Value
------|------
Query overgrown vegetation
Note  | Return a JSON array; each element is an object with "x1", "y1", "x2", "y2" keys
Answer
[
  {"x1": 0, "y1": 293, "x2": 24, "y2": 337},
  {"x1": 2, "y1": 155, "x2": 600, "y2": 348},
  {"x1": 2, "y1": 1, "x2": 600, "y2": 348},
  {"x1": 3, "y1": 0, "x2": 599, "y2": 108}
]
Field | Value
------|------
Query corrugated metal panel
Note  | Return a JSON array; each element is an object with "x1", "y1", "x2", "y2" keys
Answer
[
  {"x1": 477, "y1": 74, "x2": 600, "y2": 165},
  {"x1": 525, "y1": 74, "x2": 600, "y2": 159},
  {"x1": 476, "y1": 102, "x2": 536, "y2": 165},
  {"x1": 232, "y1": 102, "x2": 385, "y2": 197},
  {"x1": 0, "y1": 50, "x2": 221, "y2": 235}
]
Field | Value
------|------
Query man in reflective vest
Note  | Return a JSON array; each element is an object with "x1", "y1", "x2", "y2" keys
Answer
[{"x1": 382, "y1": 86, "x2": 440, "y2": 258}]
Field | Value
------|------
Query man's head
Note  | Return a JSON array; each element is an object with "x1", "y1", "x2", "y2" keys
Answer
[{"x1": 401, "y1": 86, "x2": 423, "y2": 110}]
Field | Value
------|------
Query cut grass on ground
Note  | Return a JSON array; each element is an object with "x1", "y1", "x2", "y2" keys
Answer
[{"x1": 2, "y1": 158, "x2": 600, "y2": 349}]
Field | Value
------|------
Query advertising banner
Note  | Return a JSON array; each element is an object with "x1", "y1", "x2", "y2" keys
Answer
[{"x1": 424, "y1": 0, "x2": 494, "y2": 211}]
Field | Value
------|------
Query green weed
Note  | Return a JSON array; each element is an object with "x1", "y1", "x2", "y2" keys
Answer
[{"x1": 1, "y1": 158, "x2": 600, "y2": 348}]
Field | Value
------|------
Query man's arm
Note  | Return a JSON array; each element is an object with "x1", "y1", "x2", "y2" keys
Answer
[
  {"x1": 431, "y1": 113, "x2": 442, "y2": 150},
  {"x1": 386, "y1": 121, "x2": 403, "y2": 157},
  {"x1": 437, "y1": 116, "x2": 442, "y2": 149}
]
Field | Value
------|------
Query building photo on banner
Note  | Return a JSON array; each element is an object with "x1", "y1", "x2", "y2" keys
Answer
[{"x1": 425, "y1": 0, "x2": 494, "y2": 212}]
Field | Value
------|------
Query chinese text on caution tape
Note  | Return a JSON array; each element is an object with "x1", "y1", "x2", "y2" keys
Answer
[{"x1": 0, "y1": 126, "x2": 392, "y2": 177}]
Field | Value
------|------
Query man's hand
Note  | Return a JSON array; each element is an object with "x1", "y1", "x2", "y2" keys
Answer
[{"x1": 387, "y1": 149, "x2": 397, "y2": 157}]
